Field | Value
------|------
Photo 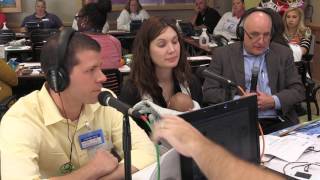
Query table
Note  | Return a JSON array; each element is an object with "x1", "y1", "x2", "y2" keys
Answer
[
  {"x1": 182, "y1": 36, "x2": 216, "y2": 56},
  {"x1": 263, "y1": 119, "x2": 320, "y2": 180}
]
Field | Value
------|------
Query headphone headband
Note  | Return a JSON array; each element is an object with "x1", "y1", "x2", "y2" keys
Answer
[{"x1": 236, "y1": 7, "x2": 275, "y2": 41}]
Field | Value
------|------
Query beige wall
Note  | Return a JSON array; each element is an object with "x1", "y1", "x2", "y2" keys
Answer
[
  {"x1": 5, "y1": 0, "x2": 320, "y2": 30},
  {"x1": 310, "y1": 0, "x2": 320, "y2": 24},
  {"x1": 6, "y1": 0, "x2": 81, "y2": 28}
]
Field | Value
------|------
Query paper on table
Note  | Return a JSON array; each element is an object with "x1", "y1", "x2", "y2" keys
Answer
[
  {"x1": 5, "y1": 46, "x2": 31, "y2": 51},
  {"x1": 264, "y1": 138, "x2": 320, "y2": 180},
  {"x1": 191, "y1": 36, "x2": 199, "y2": 40},
  {"x1": 118, "y1": 65, "x2": 131, "y2": 73},
  {"x1": 261, "y1": 135, "x2": 314, "y2": 162},
  {"x1": 132, "y1": 148, "x2": 181, "y2": 180},
  {"x1": 19, "y1": 62, "x2": 41, "y2": 67},
  {"x1": 208, "y1": 42, "x2": 218, "y2": 47},
  {"x1": 187, "y1": 56, "x2": 212, "y2": 61}
]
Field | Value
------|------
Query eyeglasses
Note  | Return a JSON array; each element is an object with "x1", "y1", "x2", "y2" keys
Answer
[
  {"x1": 74, "y1": 15, "x2": 84, "y2": 21},
  {"x1": 244, "y1": 29, "x2": 271, "y2": 42}
]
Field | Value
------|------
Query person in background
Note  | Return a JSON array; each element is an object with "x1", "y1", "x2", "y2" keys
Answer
[
  {"x1": 283, "y1": 7, "x2": 312, "y2": 57},
  {"x1": 0, "y1": 12, "x2": 6, "y2": 29},
  {"x1": 72, "y1": 0, "x2": 112, "y2": 34},
  {"x1": 0, "y1": 59, "x2": 18, "y2": 102},
  {"x1": 213, "y1": 0, "x2": 245, "y2": 41},
  {"x1": 119, "y1": 16, "x2": 202, "y2": 132},
  {"x1": 191, "y1": 0, "x2": 221, "y2": 34},
  {"x1": 203, "y1": 8, "x2": 305, "y2": 134},
  {"x1": 117, "y1": 0, "x2": 149, "y2": 31},
  {"x1": 20, "y1": 0, "x2": 63, "y2": 32},
  {"x1": 0, "y1": 31, "x2": 155, "y2": 179},
  {"x1": 77, "y1": 3, "x2": 122, "y2": 69},
  {"x1": 152, "y1": 115, "x2": 285, "y2": 180}
]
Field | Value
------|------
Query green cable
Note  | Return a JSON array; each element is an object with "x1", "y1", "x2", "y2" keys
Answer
[{"x1": 145, "y1": 120, "x2": 161, "y2": 180}]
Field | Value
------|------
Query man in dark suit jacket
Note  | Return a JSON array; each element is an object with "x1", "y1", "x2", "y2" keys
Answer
[{"x1": 203, "y1": 9, "x2": 305, "y2": 133}]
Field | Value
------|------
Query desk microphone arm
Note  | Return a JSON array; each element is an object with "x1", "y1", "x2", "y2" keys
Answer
[{"x1": 202, "y1": 69, "x2": 240, "y2": 101}]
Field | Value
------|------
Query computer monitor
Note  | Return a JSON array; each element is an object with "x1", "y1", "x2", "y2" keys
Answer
[
  {"x1": 130, "y1": 20, "x2": 142, "y2": 33},
  {"x1": 179, "y1": 22, "x2": 195, "y2": 36},
  {"x1": 25, "y1": 21, "x2": 44, "y2": 32},
  {"x1": 179, "y1": 96, "x2": 259, "y2": 180}
]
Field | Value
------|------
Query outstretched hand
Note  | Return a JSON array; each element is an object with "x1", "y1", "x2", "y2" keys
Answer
[{"x1": 152, "y1": 115, "x2": 205, "y2": 158}]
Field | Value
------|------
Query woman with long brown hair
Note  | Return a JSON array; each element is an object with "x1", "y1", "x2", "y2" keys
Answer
[{"x1": 120, "y1": 16, "x2": 202, "y2": 111}]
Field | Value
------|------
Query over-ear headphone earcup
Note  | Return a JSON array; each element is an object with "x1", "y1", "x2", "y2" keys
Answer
[
  {"x1": 46, "y1": 29, "x2": 75, "y2": 92},
  {"x1": 237, "y1": 26, "x2": 244, "y2": 41},
  {"x1": 47, "y1": 67, "x2": 69, "y2": 93}
]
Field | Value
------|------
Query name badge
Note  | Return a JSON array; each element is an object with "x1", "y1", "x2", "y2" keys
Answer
[{"x1": 79, "y1": 129, "x2": 105, "y2": 149}]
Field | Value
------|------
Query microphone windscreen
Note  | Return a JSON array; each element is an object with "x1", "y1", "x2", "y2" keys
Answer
[
  {"x1": 98, "y1": 91, "x2": 113, "y2": 106},
  {"x1": 250, "y1": 66, "x2": 259, "y2": 92}
]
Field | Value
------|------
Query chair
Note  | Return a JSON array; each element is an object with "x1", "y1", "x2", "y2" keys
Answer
[
  {"x1": 101, "y1": 69, "x2": 122, "y2": 96},
  {"x1": 0, "y1": 95, "x2": 16, "y2": 120},
  {"x1": 30, "y1": 29, "x2": 58, "y2": 61},
  {"x1": 0, "y1": 29, "x2": 16, "y2": 45},
  {"x1": 295, "y1": 34, "x2": 320, "y2": 120},
  {"x1": 210, "y1": 34, "x2": 229, "y2": 47}
]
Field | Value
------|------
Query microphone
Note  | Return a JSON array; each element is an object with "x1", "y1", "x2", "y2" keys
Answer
[
  {"x1": 202, "y1": 69, "x2": 238, "y2": 88},
  {"x1": 98, "y1": 91, "x2": 142, "y2": 119},
  {"x1": 250, "y1": 66, "x2": 259, "y2": 92}
]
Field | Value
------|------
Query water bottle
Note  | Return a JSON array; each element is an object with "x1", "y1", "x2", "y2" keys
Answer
[
  {"x1": 2, "y1": 22, "x2": 8, "y2": 30},
  {"x1": 7, "y1": 58, "x2": 19, "y2": 70},
  {"x1": 199, "y1": 28, "x2": 209, "y2": 46}
]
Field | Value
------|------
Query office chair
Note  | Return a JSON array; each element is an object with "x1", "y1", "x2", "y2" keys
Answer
[
  {"x1": 295, "y1": 34, "x2": 319, "y2": 121},
  {"x1": 30, "y1": 29, "x2": 58, "y2": 61},
  {"x1": 0, "y1": 29, "x2": 16, "y2": 45},
  {"x1": 211, "y1": 34, "x2": 229, "y2": 47},
  {"x1": 101, "y1": 69, "x2": 122, "y2": 96}
]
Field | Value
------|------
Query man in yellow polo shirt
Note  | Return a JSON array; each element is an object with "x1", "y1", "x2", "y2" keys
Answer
[{"x1": 0, "y1": 30, "x2": 155, "y2": 179}]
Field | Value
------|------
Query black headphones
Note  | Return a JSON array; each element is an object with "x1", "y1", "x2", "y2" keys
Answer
[
  {"x1": 236, "y1": 7, "x2": 275, "y2": 41},
  {"x1": 47, "y1": 29, "x2": 75, "y2": 92}
]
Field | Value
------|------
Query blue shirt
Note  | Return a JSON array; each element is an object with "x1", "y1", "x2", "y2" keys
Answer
[
  {"x1": 242, "y1": 48, "x2": 281, "y2": 118},
  {"x1": 21, "y1": 12, "x2": 63, "y2": 29}
]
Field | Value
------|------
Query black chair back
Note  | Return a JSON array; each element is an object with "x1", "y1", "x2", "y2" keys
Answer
[
  {"x1": 101, "y1": 69, "x2": 122, "y2": 96},
  {"x1": 30, "y1": 29, "x2": 58, "y2": 61},
  {"x1": 0, "y1": 29, "x2": 15, "y2": 45}
]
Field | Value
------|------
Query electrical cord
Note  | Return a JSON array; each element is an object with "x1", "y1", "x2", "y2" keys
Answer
[
  {"x1": 258, "y1": 122, "x2": 265, "y2": 162},
  {"x1": 58, "y1": 93, "x2": 77, "y2": 174}
]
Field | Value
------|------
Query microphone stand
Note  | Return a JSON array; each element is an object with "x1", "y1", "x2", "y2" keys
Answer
[
  {"x1": 225, "y1": 85, "x2": 232, "y2": 101},
  {"x1": 123, "y1": 113, "x2": 132, "y2": 180}
]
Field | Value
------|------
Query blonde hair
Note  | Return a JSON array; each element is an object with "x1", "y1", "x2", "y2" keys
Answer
[{"x1": 283, "y1": 7, "x2": 311, "y2": 39}]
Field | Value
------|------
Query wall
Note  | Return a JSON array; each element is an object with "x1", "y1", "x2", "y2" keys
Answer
[
  {"x1": 310, "y1": 0, "x2": 320, "y2": 24},
  {"x1": 6, "y1": 0, "x2": 318, "y2": 30},
  {"x1": 6, "y1": 0, "x2": 81, "y2": 29},
  {"x1": 5, "y1": 0, "x2": 229, "y2": 30},
  {"x1": 244, "y1": 0, "x2": 259, "y2": 9}
]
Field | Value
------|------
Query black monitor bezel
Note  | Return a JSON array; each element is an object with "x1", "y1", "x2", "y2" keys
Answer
[{"x1": 179, "y1": 96, "x2": 259, "y2": 180}]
